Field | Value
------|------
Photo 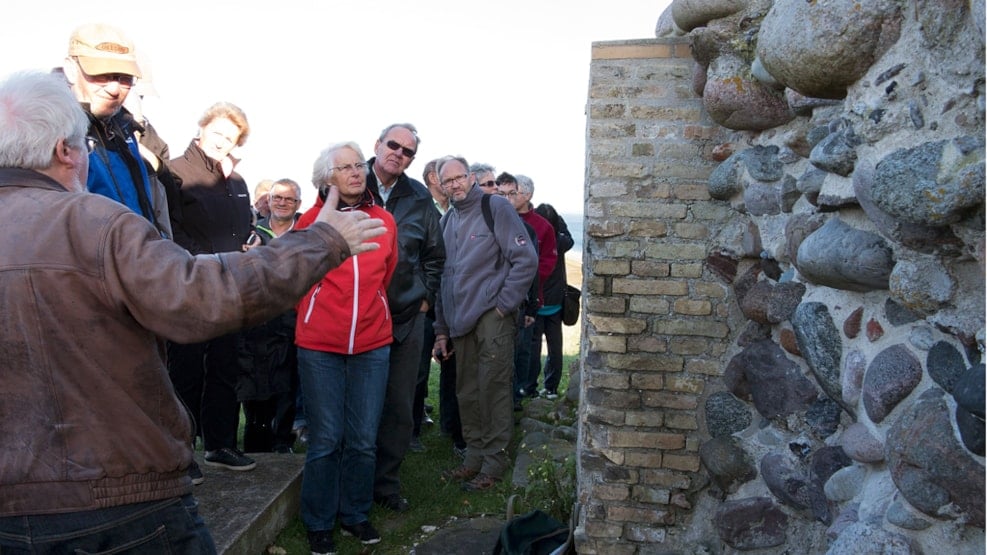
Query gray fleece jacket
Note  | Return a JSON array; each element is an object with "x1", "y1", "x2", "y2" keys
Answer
[{"x1": 434, "y1": 183, "x2": 538, "y2": 338}]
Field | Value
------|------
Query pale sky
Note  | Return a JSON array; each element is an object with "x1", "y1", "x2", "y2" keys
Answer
[{"x1": 0, "y1": 1, "x2": 670, "y2": 214}]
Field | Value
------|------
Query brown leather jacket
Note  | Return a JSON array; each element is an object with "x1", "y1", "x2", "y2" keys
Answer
[{"x1": 0, "y1": 168, "x2": 350, "y2": 516}]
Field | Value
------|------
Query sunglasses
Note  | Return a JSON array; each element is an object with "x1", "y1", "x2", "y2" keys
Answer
[
  {"x1": 478, "y1": 180, "x2": 497, "y2": 188},
  {"x1": 385, "y1": 140, "x2": 416, "y2": 158}
]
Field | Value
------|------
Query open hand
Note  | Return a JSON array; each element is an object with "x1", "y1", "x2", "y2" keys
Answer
[{"x1": 315, "y1": 186, "x2": 386, "y2": 256}]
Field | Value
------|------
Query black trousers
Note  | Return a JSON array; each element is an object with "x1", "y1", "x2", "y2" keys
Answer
[
  {"x1": 167, "y1": 332, "x2": 240, "y2": 452},
  {"x1": 374, "y1": 312, "x2": 424, "y2": 499}
]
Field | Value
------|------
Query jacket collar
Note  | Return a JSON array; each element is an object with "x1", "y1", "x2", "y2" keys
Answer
[
  {"x1": 181, "y1": 139, "x2": 240, "y2": 175},
  {"x1": 451, "y1": 181, "x2": 481, "y2": 211},
  {"x1": 311, "y1": 186, "x2": 377, "y2": 212},
  {"x1": 366, "y1": 157, "x2": 410, "y2": 201},
  {"x1": 337, "y1": 187, "x2": 377, "y2": 211},
  {"x1": 0, "y1": 168, "x2": 68, "y2": 191}
]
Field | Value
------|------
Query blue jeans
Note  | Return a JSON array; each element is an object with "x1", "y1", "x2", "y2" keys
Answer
[
  {"x1": 513, "y1": 318, "x2": 535, "y2": 401},
  {"x1": 0, "y1": 495, "x2": 215, "y2": 554},
  {"x1": 298, "y1": 346, "x2": 390, "y2": 532}
]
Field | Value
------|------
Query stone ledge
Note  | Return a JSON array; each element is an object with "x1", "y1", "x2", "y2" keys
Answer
[
  {"x1": 591, "y1": 38, "x2": 692, "y2": 60},
  {"x1": 194, "y1": 452, "x2": 304, "y2": 554}
]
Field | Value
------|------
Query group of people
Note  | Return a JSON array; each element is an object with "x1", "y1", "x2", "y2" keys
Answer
[{"x1": 0, "y1": 21, "x2": 574, "y2": 555}]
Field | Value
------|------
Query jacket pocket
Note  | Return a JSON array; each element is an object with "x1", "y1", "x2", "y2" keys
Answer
[
  {"x1": 377, "y1": 290, "x2": 391, "y2": 321},
  {"x1": 302, "y1": 284, "x2": 322, "y2": 324}
]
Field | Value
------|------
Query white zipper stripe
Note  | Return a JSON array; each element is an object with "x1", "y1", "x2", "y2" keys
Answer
[
  {"x1": 348, "y1": 255, "x2": 360, "y2": 354},
  {"x1": 303, "y1": 284, "x2": 321, "y2": 323}
]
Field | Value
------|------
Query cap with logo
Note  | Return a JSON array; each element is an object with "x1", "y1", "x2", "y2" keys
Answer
[{"x1": 67, "y1": 23, "x2": 142, "y2": 78}]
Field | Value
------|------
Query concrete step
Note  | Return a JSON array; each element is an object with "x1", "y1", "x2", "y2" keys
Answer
[{"x1": 194, "y1": 452, "x2": 304, "y2": 554}]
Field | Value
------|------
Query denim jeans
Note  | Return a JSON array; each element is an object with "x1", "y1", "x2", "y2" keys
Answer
[
  {"x1": 0, "y1": 495, "x2": 216, "y2": 554},
  {"x1": 298, "y1": 346, "x2": 390, "y2": 532},
  {"x1": 513, "y1": 317, "x2": 536, "y2": 401}
]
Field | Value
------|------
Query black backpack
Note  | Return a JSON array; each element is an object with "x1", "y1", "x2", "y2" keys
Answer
[{"x1": 492, "y1": 509, "x2": 570, "y2": 555}]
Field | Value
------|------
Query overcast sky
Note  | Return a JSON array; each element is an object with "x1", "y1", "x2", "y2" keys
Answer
[{"x1": 0, "y1": 1, "x2": 671, "y2": 214}]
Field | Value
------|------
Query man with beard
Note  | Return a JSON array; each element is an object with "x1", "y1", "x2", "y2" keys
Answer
[{"x1": 433, "y1": 156, "x2": 537, "y2": 491}]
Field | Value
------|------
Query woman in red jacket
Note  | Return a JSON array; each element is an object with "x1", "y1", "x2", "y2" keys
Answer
[{"x1": 294, "y1": 142, "x2": 398, "y2": 554}]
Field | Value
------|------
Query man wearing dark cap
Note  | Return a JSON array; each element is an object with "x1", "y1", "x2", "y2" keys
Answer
[{"x1": 61, "y1": 23, "x2": 170, "y2": 237}]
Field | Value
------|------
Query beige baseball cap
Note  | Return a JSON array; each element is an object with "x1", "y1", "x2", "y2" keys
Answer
[{"x1": 67, "y1": 23, "x2": 142, "y2": 78}]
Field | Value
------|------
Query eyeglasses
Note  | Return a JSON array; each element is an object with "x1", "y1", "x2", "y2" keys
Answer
[
  {"x1": 330, "y1": 162, "x2": 367, "y2": 174},
  {"x1": 270, "y1": 194, "x2": 299, "y2": 204},
  {"x1": 478, "y1": 180, "x2": 496, "y2": 188},
  {"x1": 69, "y1": 137, "x2": 94, "y2": 155},
  {"x1": 74, "y1": 59, "x2": 136, "y2": 88},
  {"x1": 385, "y1": 140, "x2": 416, "y2": 158},
  {"x1": 441, "y1": 174, "x2": 469, "y2": 187}
]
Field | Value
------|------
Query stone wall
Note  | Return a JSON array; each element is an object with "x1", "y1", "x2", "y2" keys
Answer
[
  {"x1": 577, "y1": 1, "x2": 985, "y2": 553},
  {"x1": 578, "y1": 38, "x2": 737, "y2": 553}
]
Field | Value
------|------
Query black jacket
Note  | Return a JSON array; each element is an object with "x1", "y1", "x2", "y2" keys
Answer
[
  {"x1": 366, "y1": 158, "x2": 445, "y2": 327},
  {"x1": 169, "y1": 141, "x2": 252, "y2": 254},
  {"x1": 534, "y1": 203, "x2": 574, "y2": 307}
]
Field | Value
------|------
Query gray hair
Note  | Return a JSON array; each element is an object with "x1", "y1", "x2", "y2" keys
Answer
[
  {"x1": 311, "y1": 141, "x2": 365, "y2": 188},
  {"x1": 0, "y1": 71, "x2": 88, "y2": 169},
  {"x1": 378, "y1": 123, "x2": 420, "y2": 148},
  {"x1": 515, "y1": 174, "x2": 535, "y2": 196},
  {"x1": 273, "y1": 177, "x2": 302, "y2": 199},
  {"x1": 469, "y1": 162, "x2": 495, "y2": 175},
  {"x1": 437, "y1": 155, "x2": 469, "y2": 179}
]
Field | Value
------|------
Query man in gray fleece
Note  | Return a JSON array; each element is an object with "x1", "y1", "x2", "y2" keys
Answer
[{"x1": 432, "y1": 155, "x2": 538, "y2": 492}]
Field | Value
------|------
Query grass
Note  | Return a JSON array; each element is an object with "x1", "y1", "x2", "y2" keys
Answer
[{"x1": 269, "y1": 259, "x2": 583, "y2": 554}]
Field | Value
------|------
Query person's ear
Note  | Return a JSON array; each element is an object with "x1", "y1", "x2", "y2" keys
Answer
[{"x1": 53, "y1": 138, "x2": 75, "y2": 166}]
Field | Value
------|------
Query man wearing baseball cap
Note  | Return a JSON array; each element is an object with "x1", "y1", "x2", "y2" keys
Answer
[{"x1": 61, "y1": 23, "x2": 171, "y2": 237}]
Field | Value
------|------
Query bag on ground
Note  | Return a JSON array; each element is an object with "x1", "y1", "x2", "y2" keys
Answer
[{"x1": 493, "y1": 509, "x2": 570, "y2": 555}]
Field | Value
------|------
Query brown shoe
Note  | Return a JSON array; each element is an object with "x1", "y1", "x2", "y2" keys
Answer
[
  {"x1": 462, "y1": 473, "x2": 500, "y2": 492},
  {"x1": 441, "y1": 465, "x2": 479, "y2": 482}
]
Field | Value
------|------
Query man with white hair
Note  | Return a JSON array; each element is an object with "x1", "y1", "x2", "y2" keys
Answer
[{"x1": 0, "y1": 70, "x2": 385, "y2": 554}]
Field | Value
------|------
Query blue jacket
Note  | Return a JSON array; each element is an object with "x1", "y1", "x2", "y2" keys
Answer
[
  {"x1": 84, "y1": 109, "x2": 158, "y2": 231},
  {"x1": 434, "y1": 184, "x2": 538, "y2": 338}
]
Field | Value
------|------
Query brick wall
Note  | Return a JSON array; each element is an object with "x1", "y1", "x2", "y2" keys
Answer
[{"x1": 575, "y1": 38, "x2": 734, "y2": 553}]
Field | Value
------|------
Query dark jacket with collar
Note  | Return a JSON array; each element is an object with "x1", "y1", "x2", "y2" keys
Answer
[
  {"x1": 169, "y1": 140, "x2": 252, "y2": 254},
  {"x1": 366, "y1": 157, "x2": 445, "y2": 329}
]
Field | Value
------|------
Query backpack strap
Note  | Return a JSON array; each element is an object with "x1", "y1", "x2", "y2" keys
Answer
[
  {"x1": 481, "y1": 192, "x2": 495, "y2": 235},
  {"x1": 441, "y1": 192, "x2": 497, "y2": 235}
]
